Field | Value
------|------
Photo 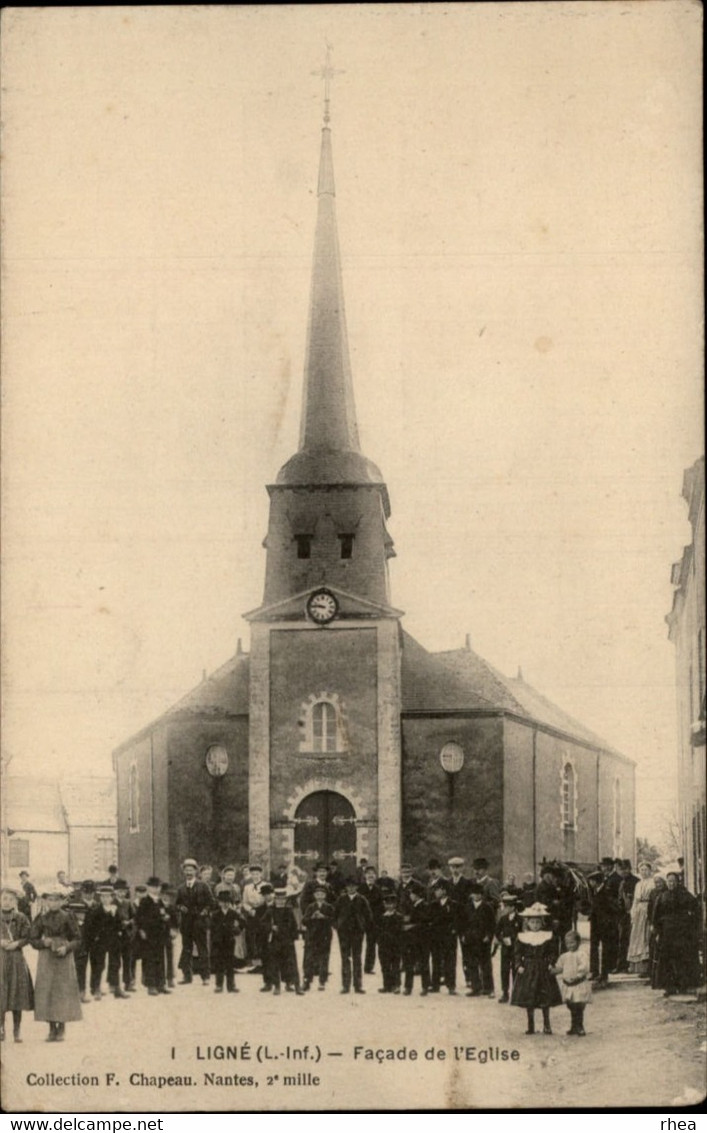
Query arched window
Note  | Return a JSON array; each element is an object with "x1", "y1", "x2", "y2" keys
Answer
[
  {"x1": 562, "y1": 762, "x2": 576, "y2": 829},
  {"x1": 613, "y1": 776, "x2": 622, "y2": 857},
  {"x1": 129, "y1": 764, "x2": 139, "y2": 833},
  {"x1": 298, "y1": 692, "x2": 348, "y2": 755},
  {"x1": 312, "y1": 701, "x2": 337, "y2": 752}
]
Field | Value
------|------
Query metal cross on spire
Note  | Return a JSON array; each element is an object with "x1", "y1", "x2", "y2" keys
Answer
[{"x1": 312, "y1": 42, "x2": 344, "y2": 126}]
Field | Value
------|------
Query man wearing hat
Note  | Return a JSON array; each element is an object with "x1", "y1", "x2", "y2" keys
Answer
[
  {"x1": 377, "y1": 890, "x2": 404, "y2": 993},
  {"x1": 425, "y1": 859, "x2": 449, "y2": 902},
  {"x1": 136, "y1": 877, "x2": 172, "y2": 996},
  {"x1": 302, "y1": 883, "x2": 335, "y2": 991},
  {"x1": 114, "y1": 881, "x2": 137, "y2": 993},
  {"x1": 494, "y1": 892, "x2": 523, "y2": 1002},
  {"x1": 334, "y1": 877, "x2": 372, "y2": 994},
  {"x1": 460, "y1": 883, "x2": 496, "y2": 996},
  {"x1": 301, "y1": 863, "x2": 335, "y2": 912},
  {"x1": 359, "y1": 865, "x2": 384, "y2": 974},
  {"x1": 588, "y1": 857, "x2": 621, "y2": 987},
  {"x1": 427, "y1": 880, "x2": 459, "y2": 993},
  {"x1": 211, "y1": 887, "x2": 245, "y2": 993},
  {"x1": 616, "y1": 860, "x2": 639, "y2": 973},
  {"x1": 266, "y1": 888, "x2": 303, "y2": 995},
  {"x1": 400, "y1": 881, "x2": 431, "y2": 995},
  {"x1": 175, "y1": 858, "x2": 215, "y2": 985},
  {"x1": 85, "y1": 886, "x2": 129, "y2": 1000},
  {"x1": 473, "y1": 858, "x2": 501, "y2": 909},
  {"x1": 17, "y1": 871, "x2": 37, "y2": 922},
  {"x1": 253, "y1": 883, "x2": 275, "y2": 990}
]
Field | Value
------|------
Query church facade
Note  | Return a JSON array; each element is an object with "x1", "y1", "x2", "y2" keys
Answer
[{"x1": 114, "y1": 95, "x2": 635, "y2": 885}]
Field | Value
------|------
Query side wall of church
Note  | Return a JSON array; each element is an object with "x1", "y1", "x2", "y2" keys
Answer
[
  {"x1": 166, "y1": 716, "x2": 249, "y2": 880},
  {"x1": 400, "y1": 715, "x2": 504, "y2": 874},
  {"x1": 503, "y1": 717, "x2": 636, "y2": 873},
  {"x1": 115, "y1": 726, "x2": 170, "y2": 887}
]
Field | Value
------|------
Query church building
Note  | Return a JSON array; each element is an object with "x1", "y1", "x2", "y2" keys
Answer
[{"x1": 114, "y1": 81, "x2": 635, "y2": 884}]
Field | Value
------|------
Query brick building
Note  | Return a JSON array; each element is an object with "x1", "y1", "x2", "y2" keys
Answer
[{"x1": 114, "y1": 93, "x2": 634, "y2": 885}]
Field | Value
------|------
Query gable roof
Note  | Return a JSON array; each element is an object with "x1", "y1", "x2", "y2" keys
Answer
[
  {"x1": 401, "y1": 633, "x2": 626, "y2": 758},
  {"x1": 114, "y1": 652, "x2": 250, "y2": 755},
  {"x1": 60, "y1": 778, "x2": 116, "y2": 828},
  {"x1": 5, "y1": 778, "x2": 67, "y2": 834}
]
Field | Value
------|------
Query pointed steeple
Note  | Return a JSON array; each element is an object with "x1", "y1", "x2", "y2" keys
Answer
[{"x1": 276, "y1": 51, "x2": 386, "y2": 503}]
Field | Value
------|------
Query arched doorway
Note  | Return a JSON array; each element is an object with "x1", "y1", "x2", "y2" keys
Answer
[{"x1": 294, "y1": 790, "x2": 356, "y2": 871}]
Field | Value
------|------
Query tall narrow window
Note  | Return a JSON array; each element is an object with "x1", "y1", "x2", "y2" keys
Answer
[
  {"x1": 129, "y1": 764, "x2": 139, "y2": 833},
  {"x1": 613, "y1": 776, "x2": 622, "y2": 857},
  {"x1": 294, "y1": 534, "x2": 312, "y2": 559},
  {"x1": 562, "y1": 762, "x2": 576, "y2": 828},
  {"x1": 312, "y1": 701, "x2": 337, "y2": 752},
  {"x1": 338, "y1": 533, "x2": 355, "y2": 559}
]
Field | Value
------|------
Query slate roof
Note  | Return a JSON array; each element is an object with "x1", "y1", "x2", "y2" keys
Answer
[
  {"x1": 60, "y1": 778, "x2": 116, "y2": 828},
  {"x1": 5, "y1": 779, "x2": 67, "y2": 834},
  {"x1": 401, "y1": 632, "x2": 625, "y2": 757}
]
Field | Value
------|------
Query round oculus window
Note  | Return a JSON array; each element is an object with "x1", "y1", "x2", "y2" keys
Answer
[
  {"x1": 205, "y1": 745, "x2": 229, "y2": 777},
  {"x1": 440, "y1": 742, "x2": 464, "y2": 774}
]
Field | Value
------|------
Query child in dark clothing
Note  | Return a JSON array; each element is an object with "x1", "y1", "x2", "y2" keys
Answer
[{"x1": 211, "y1": 888, "x2": 245, "y2": 993}]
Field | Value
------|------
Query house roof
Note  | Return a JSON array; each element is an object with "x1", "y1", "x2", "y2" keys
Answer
[
  {"x1": 60, "y1": 778, "x2": 116, "y2": 828},
  {"x1": 5, "y1": 778, "x2": 67, "y2": 834},
  {"x1": 401, "y1": 632, "x2": 626, "y2": 758}
]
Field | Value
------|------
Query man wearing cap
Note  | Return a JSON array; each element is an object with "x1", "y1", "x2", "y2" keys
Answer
[
  {"x1": 114, "y1": 881, "x2": 137, "y2": 993},
  {"x1": 401, "y1": 881, "x2": 431, "y2": 996},
  {"x1": 447, "y1": 858, "x2": 472, "y2": 985},
  {"x1": 136, "y1": 877, "x2": 171, "y2": 996},
  {"x1": 334, "y1": 877, "x2": 372, "y2": 994},
  {"x1": 70, "y1": 882, "x2": 97, "y2": 1003},
  {"x1": 176, "y1": 858, "x2": 215, "y2": 985},
  {"x1": 359, "y1": 866, "x2": 384, "y2": 975},
  {"x1": 242, "y1": 864, "x2": 266, "y2": 973},
  {"x1": 428, "y1": 880, "x2": 459, "y2": 993},
  {"x1": 377, "y1": 891, "x2": 404, "y2": 993},
  {"x1": 301, "y1": 863, "x2": 335, "y2": 912},
  {"x1": 302, "y1": 884, "x2": 334, "y2": 991}
]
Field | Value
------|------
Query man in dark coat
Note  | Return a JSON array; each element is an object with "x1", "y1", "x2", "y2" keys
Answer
[
  {"x1": 302, "y1": 884, "x2": 334, "y2": 991},
  {"x1": 427, "y1": 880, "x2": 458, "y2": 993},
  {"x1": 377, "y1": 891, "x2": 404, "y2": 993},
  {"x1": 359, "y1": 866, "x2": 384, "y2": 974},
  {"x1": 588, "y1": 857, "x2": 621, "y2": 986},
  {"x1": 494, "y1": 892, "x2": 523, "y2": 1002},
  {"x1": 334, "y1": 877, "x2": 372, "y2": 993},
  {"x1": 135, "y1": 877, "x2": 172, "y2": 996},
  {"x1": 210, "y1": 887, "x2": 245, "y2": 993},
  {"x1": 71, "y1": 881, "x2": 97, "y2": 1003},
  {"x1": 85, "y1": 887, "x2": 129, "y2": 999},
  {"x1": 425, "y1": 858, "x2": 449, "y2": 902},
  {"x1": 616, "y1": 859, "x2": 639, "y2": 973},
  {"x1": 17, "y1": 872, "x2": 37, "y2": 921},
  {"x1": 461, "y1": 884, "x2": 496, "y2": 997},
  {"x1": 175, "y1": 857, "x2": 215, "y2": 985},
  {"x1": 114, "y1": 881, "x2": 136, "y2": 993},
  {"x1": 473, "y1": 857, "x2": 501, "y2": 910},
  {"x1": 301, "y1": 863, "x2": 336, "y2": 912},
  {"x1": 267, "y1": 889, "x2": 304, "y2": 994},
  {"x1": 401, "y1": 882, "x2": 431, "y2": 995},
  {"x1": 446, "y1": 857, "x2": 472, "y2": 985},
  {"x1": 397, "y1": 863, "x2": 418, "y2": 914}
]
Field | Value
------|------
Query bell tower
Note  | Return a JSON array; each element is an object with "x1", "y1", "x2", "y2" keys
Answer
[{"x1": 246, "y1": 54, "x2": 402, "y2": 875}]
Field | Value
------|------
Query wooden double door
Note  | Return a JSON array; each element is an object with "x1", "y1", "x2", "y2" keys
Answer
[{"x1": 293, "y1": 790, "x2": 356, "y2": 871}]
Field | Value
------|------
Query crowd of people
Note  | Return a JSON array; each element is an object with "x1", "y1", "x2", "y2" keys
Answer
[{"x1": 1, "y1": 852, "x2": 702, "y2": 1045}]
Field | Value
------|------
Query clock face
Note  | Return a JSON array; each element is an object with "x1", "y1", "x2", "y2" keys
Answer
[
  {"x1": 205, "y1": 745, "x2": 229, "y2": 777},
  {"x1": 306, "y1": 588, "x2": 338, "y2": 624}
]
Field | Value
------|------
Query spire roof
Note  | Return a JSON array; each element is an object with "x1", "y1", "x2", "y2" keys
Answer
[{"x1": 276, "y1": 56, "x2": 385, "y2": 495}]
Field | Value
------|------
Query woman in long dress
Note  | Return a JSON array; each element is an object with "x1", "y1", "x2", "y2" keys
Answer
[
  {"x1": 652, "y1": 872, "x2": 701, "y2": 995},
  {"x1": 30, "y1": 890, "x2": 82, "y2": 1042},
  {"x1": 627, "y1": 861, "x2": 655, "y2": 977},
  {"x1": 511, "y1": 902, "x2": 563, "y2": 1034},
  {"x1": 1, "y1": 888, "x2": 34, "y2": 1043}
]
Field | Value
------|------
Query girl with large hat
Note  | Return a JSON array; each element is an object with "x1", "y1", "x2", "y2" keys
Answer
[{"x1": 510, "y1": 902, "x2": 562, "y2": 1034}]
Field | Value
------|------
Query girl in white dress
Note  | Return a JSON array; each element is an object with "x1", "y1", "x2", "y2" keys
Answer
[{"x1": 552, "y1": 929, "x2": 592, "y2": 1036}]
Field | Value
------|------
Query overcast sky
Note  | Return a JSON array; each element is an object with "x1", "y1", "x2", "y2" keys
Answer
[{"x1": 2, "y1": 3, "x2": 702, "y2": 842}]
